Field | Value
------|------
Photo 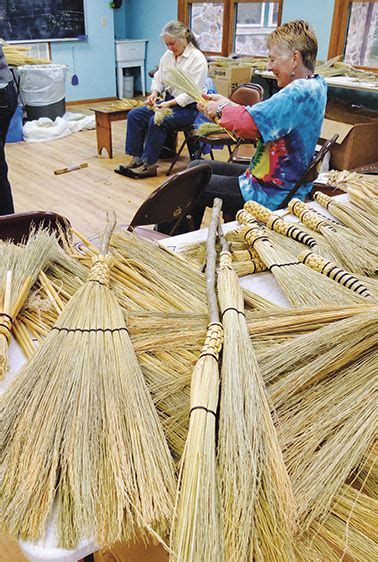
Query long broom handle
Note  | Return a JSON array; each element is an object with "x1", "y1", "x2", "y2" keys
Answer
[
  {"x1": 299, "y1": 250, "x2": 374, "y2": 300},
  {"x1": 206, "y1": 198, "x2": 223, "y2": 325},
  {"x1": 101, "y1": 211, "x2": 117, "y2": 256}
]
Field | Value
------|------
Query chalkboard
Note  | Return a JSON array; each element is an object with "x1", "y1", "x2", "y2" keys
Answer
[{"x1": 0, "y1": 0, "x2": 87, "y2": 42}]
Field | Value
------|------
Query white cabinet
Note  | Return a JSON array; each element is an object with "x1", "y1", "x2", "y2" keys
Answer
[{"x1": 115, "y1": 39, "x2": 147, "y2": 98}]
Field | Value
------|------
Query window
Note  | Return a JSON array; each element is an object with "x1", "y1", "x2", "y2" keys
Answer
[
  {"x1": 328, "y1": 0, "x2": 378, "y2": 69},
  {"x1": 178, "y1": 0, "x2": 283, "y2": 56}
]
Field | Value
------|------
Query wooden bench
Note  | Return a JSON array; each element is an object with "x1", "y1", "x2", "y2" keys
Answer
[{"x1": 90, "y1": 105, "x2": 131, "y2": 159}]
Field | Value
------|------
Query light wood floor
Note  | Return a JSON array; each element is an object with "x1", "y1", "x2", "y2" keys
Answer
[{"x1": 1, "y1": 103, "x2": 232, "y2": 562}]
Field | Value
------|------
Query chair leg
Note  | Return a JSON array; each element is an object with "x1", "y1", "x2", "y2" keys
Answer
[
  {"x1": 210, "y1": 150, "x2": 215, "y2": 160},
  {"x1": 166, "y1": 137, "x2": 188, "y2": 176},
  {"x1": 229, "y1": 139, "x2": 241, "y2": 163}
]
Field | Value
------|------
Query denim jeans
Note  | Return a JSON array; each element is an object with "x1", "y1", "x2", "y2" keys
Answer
[
  {"x1": 0, "y1": 81, "x2": 17, "y2": 215},
  {"x1": 125, "y1": 101, "x2": 198, "y2": 165}
]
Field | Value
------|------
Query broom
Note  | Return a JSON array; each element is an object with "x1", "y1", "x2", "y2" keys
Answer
[
  {"x1": 0, "y1": 228, "x2": 61, "y2": 378},
  {"x1": 170, "y1": 198, "x2": 223, "y2": 562},
  {"x1": 0, "y1": 213, "x2": 176, "y2": 549},
  {"x1": 216, "y1": 225, "x2": 297, "y2": 561},
  {"x1": 288, "y1": 198, "x2": 378, "y2": 276},
  {"x1": 313, "y1": 191, "x2": 377, "y2": 239},
  {"x1": 240, "y1": 224, "x2": 368, "y2": 307},
  {"x1": 299, "y1": 250, "x2": 378, "y2": 302}
]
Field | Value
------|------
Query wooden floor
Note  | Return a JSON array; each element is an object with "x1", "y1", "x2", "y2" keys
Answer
[
  {"x1": 1, "y1": 102, "x2": 232, "y2": 562},
  {"x1": 6, "y1": 102, "x2": 231, "y2": 237}
]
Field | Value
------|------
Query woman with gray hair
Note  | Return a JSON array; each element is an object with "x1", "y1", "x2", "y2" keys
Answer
[{"x1": 115, "y1": 20, "x2": 207, "y2": 179}]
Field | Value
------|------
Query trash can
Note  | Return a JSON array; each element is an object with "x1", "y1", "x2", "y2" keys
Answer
[
  {"x1": 123, "y1": 70, "x2": 134, "y2": 98},
  {"x1": 18, "y1": 64, "x2": 68, "y2": 121}
]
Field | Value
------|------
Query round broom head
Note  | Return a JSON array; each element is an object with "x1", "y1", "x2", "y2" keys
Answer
[{"x1": 1, "y1": 254, "x2": 175, "y2": 548}]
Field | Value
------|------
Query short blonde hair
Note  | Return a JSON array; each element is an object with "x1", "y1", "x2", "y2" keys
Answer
[{"x1": 267, "y1": 20, "x2": 318, "y2": 71}]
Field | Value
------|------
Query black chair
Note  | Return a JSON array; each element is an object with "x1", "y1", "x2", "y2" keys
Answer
[
  {"x1": 0, "y1": 211, "x2": 71, "y2": 244},
  {"x1": 128, "y1": 162, "x2": 212, "y2": 237},
  {"x1": 192, "y1": 82, "x2": 264, "y2": 164},
  {"x1": 278, "y1": 134, "x2": 340, "y2": 210}
]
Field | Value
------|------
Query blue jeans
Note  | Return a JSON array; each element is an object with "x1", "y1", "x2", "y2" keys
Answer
[
  {"x1": 125, "y1": 101, "x2": 198, "y2": 165},
  {"x1": 0, "y1": 81, "x2": 17, "y2": 215}
]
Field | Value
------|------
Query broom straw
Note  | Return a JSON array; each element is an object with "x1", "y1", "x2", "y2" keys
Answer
[
  {"x1": 170, "y1": 198, "x2": 223, "y2": 562},
  {"x1": 216, "y1": 225, "x2": 297, "y2": 561},
  {"x1": 288, "y1": 198, "x2": 378, "y2": 276},
  {"x1": 240, "y1": 224, "x2": 368, "y2": 307},
  {"x1": 313, "y1": 191, "x2": 377, "y2": 239},
  {"x1": 165, "y1": 68, "x2": 238, "y2": 141},
  {"x1": 1, "y1": 213, "x2": 176, "y2": 548}
]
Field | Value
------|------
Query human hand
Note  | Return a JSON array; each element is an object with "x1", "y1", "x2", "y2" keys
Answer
[
  {"x1": 145, "y1": 91, "x2": 158, "y2": 106},
  {"x1": 156, "y1": 101, "x2": 170, "y2": 109}
]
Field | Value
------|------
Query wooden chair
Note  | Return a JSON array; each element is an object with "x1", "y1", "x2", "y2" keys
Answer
[
  {"x1": 192, "y1": 82, "x2": 264, "y2": 164},
  {"x1": 128, "y1": 162, "x2": 212, "y2": 237},
  {"x1": 0, "y1": 211, "x2": 71, "y2": 243},
  {"x1": 278, "y1": 134, "x2": 340, "y2": 210}
]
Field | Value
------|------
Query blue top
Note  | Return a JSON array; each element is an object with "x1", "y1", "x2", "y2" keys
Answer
[{"x1": 238, "y1": 75, "x2": 327, "y2": 210}]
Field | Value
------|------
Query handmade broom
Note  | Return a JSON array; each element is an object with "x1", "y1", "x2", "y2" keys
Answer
[
  {"x1": 0, "y1": 229, "x2": 61, "y2": 378},
  {"x1": 288, "y1": 198, "x2": 378, "y2": 276},
  {"x1": 170, "y1": 198, "x2": 223, "y2": 562},
  {"x1": 240, "y1": 224, "x2": 368, "y2": 307},
  {"x1": 216, "y1": 226, "x2": 297, "y2": 561},
  {"x1": 1, "y1": 214, "x2": 176, "y2": 549}
]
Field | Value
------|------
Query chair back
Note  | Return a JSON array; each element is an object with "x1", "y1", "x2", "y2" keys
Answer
[
  {"x1": 230, "y1": 83, "x2": 264, "y2": 106},
  {"x1": 0, "y1": 211, "x2": 70, "y2": 244},
  {"x1": 128, "y1": 163, "x2": 212, "y2": 235},
  {"x1": 278, "y1": 134, "x2": 339, "y2": 209}
]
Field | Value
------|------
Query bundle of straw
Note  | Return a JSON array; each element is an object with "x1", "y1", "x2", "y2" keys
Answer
[
  {"x1": 240, "y1": 224, "x2": 368, "y2": 307},
  {"x1": 299, "y1": 250, "x2": 377, "y2": 302},
  {"x1": 1, "y1": 215, "x2": 176, "y2": 548},
  {"x1": 315, "y1": 55, "x2": 378, "y2": 83},
  {"x1": 194, "y1": 122, "x2": 225, "y2": 136},
  {"x1": 171, "y1": 198, "x2": 223, "y2": 562},
  {"x1": 107, "y1": 99, "x2": 145, "y2": 111},
  {"x1": 325, "y1": 169, "x2": 378, "y2": 214},
  {"x1": 289, "y1": 198, "x2": 378, "y2": 276},
  {"x1": 165, "y1": 68, "x2": 237, "y2": 140},
  {"x1": 147, "y1": 105, "x2": 174, "y2": 126},
  {"x1": 313, "y1": 190, "x2": 377, "y2": 239},
  {"x1": 1, "y1": 40, "x2": 51, "y2": 65},
  {"x1": 0, "y1": 229, "x2": 61, "y2": 378},
  {"x1": 216, "y1": 227, "x2": 297, "y2": 561}
]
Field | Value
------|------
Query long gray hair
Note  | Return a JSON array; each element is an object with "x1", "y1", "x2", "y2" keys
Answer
[{"x1": 160, "y1": 20, "x2": 201, "y2": 50}]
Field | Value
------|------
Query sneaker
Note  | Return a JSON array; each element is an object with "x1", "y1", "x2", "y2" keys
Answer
[
  {"x1": 128, "y1": 163, "x2": 158, "y2": 178},
  {"x1": 114, "y1": 156, "x2": 143, "y2": 175}
]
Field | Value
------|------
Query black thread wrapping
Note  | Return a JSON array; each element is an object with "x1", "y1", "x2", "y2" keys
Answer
[
  {"x1": 0, "y1": 312, "x2": 12, "y2": 322},
  {"x1": 199, "y1": 351, "x2": 219, "y2": 361},
  {"x1": 269, "y1": 261, "x2": 301, "y2": 270},
  {"x1": 221, "y1": 307, "x2": 245, "y2": 318},
  {"x1": 0, "y1": 323, "x2": 11, "y2": 333},
  {"x1": 51, "y1": 327, "x2": 129, "y2": 334},
  {"x1": 190, "y1": 405, "x2": 217, "y2": 417}
]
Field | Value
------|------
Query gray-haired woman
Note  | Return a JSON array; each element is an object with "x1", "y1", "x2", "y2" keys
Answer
[{"x1": 115, "y1": 20, "x2": 207, "y2": 179}]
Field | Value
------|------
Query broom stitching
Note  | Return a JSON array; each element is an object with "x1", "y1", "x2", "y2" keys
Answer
[
  {"x1": 199, "y1": 351, "x2": 220, "y2": 360},
  {"x1": 0, "y1": 312, "x2": 13, "y2": 322},
  {"x1": 189, "y1": 405, "x2": 217, "y2": 417},
  {"x1": 269, "y1": 261, "x2": 302, "y2": 269},
  {"x1": 51, "y1": 326, "x2": 129, "y2": 333},
  {"x1": 221, "y1": 306, "x2": 245, "y2": 317}
]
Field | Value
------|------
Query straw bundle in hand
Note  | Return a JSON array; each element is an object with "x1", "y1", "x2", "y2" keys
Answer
[
  {"x1": 171, "y1": 198, "x2": 223, "y2": 562},
  {"x1": 216, "y1": 228, "x2": 297, "y2": 561},
  {"x1": 165, "y1": 68, "x2": 237, "y2": 140},
  {"x1": 289, "y1": 198, "x2": 378, "y2": 277},
  {"x1": 313, "y1": 190, "x2": 377, "y2": 239},
  {"x1": 1, "y1": 217, "x2": 176, "y2": 548},
  {"x1": 241, "y1": 224, "x2": 368, "y2": 307}
]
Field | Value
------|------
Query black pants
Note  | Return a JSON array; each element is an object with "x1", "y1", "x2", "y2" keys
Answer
[
  {"x1": 0, "y1": 81, "x2": 17, "y2": 215},
  {"x1": 187, "y1": 159, "x2": 246, "y2": 230}
]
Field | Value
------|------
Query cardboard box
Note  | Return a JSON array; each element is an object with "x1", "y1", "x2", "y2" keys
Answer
[
  {"x1": 320, "y1": 101, "x2": 378, "y2": 170},
  {"x1": 208, "y1": 63, "x2": 252, "y2": 83},
  {"x1": 212, "y1": 78, "x2": 244, "y2": 98}
]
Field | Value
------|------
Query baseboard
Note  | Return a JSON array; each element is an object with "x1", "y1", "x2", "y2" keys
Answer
[{"x1": 66, "y1": 97, "x2": 117, "y2": 106}]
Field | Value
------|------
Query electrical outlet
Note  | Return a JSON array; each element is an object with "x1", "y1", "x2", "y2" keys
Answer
[{"x1": 101, "y1": 16, "x2": 107, "y2": 27}]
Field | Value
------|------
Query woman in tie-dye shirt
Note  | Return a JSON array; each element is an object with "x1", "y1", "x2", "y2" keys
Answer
[{"x1": 186, "y1": 20, "x2": 327, "y2": 230}]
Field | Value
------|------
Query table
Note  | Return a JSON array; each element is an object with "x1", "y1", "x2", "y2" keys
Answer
[
  {"x1": 254, "y1": 70, "x2": 378, "y2": 93},
  {"x1": 115, "y1": 40, "x2": 147, "y2": 99},
  {"x1": 4, "y1": 195, "x2": 347, "y2": 561},
  {"x1": 90, "y1": 106, "x2": 130, "y2": 159}
]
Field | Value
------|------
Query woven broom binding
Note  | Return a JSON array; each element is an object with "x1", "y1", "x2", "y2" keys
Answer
[
  {"x1": 0, "y1": 313, "x2": 12, "y2": 343},
  {"x1": 299, "y1": 251, "x2": 372, "y2": 297},
  {"x1": 244, "y1": 200, "x2": 272, "y2": 223},
  {"x1": 267, "y1": 215, "x2": 318, "y2": 248},
  {"x1": 236, "y1": 209, "x2": 261, "y2": 227},
  {"x1": 313, "y1": 191, "x2": 332, "y2": 209}
]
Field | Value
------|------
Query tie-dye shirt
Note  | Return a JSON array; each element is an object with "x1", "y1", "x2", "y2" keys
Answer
[{"x1": 238, "y1": 75, "x2": 327, "y2": 210}]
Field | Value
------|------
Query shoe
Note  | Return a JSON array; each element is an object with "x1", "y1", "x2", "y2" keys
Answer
[
  {"x1": 114, "y1": 166, "x2": 137, "y2": 177},
  {"x1": 114, "y1": 157, "x2": 143, "y2": 176},
  {"x1": 128, "y1": 163, "x2": 158, "y2": 179}
]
